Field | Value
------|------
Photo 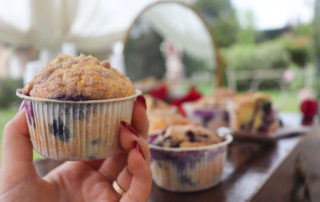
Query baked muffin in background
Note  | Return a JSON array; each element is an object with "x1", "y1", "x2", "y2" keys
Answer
[
  {"x1": 228, "y1": 92, "x2": 279, "y2": 133},
  {"x1": 183, "y1": 88, "x2": 235, "y2": 131},
  {"x1": 148, "y1": 110, "x2": 192, "y2": 132},
  {"x1": 151, "y1": 124, "x2": 223, "y2": 148},
  {"x1": 145, "y1": 94, "x2": 172, "y2": 112},
  {"x1": 145, "y1": 95, "x2": 192, "y2": 132},
  {"x1": 17, "y1": 54, "x2": 139, "y2": 160},
  {"x1": 199, "y1": 87, "x2": 236, "y2": 108},
  {"x1": 18, "y1": 54, "x2": 135, "y2": 100},
  {"x1": 148, "y1": 124, "x2": 233, "y2": 192}
]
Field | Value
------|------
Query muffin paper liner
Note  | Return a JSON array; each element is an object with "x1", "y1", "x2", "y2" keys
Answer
[
  {"x1": 17, "y1": 90, "x2": 141, "y2": 160},
  {"x1": 183, "y1": 103, "x2": 230, "y2": 130},
  {"x1": 149, "y1": 132, "x2": 233, "y2": 192}
]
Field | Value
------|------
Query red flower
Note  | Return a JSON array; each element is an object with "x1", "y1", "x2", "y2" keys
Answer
[
  {"x1": 300, "y1": 99, "x2": 318, "y2": 118},
  {"x1": 149, "y1": 83, "x2": 169, "y2": 100},
  {"x1": 171, "y1": 86, "x2": 202, "y2": 116}
]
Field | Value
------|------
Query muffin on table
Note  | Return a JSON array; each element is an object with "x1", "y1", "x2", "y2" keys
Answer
[
  {"x1": 148, "y1": 109, "x2": 192, "y2": 133},
  {"x1": 148, "y1": 124, "x2": 233, "y2": 192},
  {"x1": 145, "y1": 94, "x2": 172, "y2": 112},
  {"x1": 152, "y1": 124, "x2": 222, "y2": 147},
  {"x1": 17, "y1": 54, "x2": 139, "y2": 160},
  {"x1": 228, "y1": 92, "x2": 279, "y2": 134},
  {"x1": 184, "y1": 88, "x2": 235, "y2": 130},
  {"x1": 145, "y1": 95, "x2": 192, "y2": 132}
]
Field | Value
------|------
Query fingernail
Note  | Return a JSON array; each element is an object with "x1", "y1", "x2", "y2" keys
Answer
[
  {"x1": 120, "y1": 121, "x2": 139, "y2": 137},
  {"x1": 133, "y1": 141, "x2": 145, "y2": 159},
  {"x1": 137, "y1": 95, "x2": 147, "y2": 110},
  {"x1": 19, "y1": 100, "x2": 26, "y2": 111}
]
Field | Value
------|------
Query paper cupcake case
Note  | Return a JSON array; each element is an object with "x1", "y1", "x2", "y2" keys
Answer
[
  {"x1": 17, "y1": 91, "x2": 140, "y2": 160},
  {"x1": 183, "y1": 103, "x2": 230, "y2": 130},
  {"x1": 149, "y1": 133, "x2": 233, "y2": 192}
]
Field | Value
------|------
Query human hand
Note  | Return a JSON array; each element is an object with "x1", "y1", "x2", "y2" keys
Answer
[{"x1": 0, "y1": 95, "x2": 151, "y2": 202}]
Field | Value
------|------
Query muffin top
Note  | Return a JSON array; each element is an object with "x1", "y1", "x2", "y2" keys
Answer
[
  {"x1": 150, "y1": 124, "x2": 223, "y2": 148},
  {"x1": 18, "y1": 54, "x2": 135, "y2": 100},
  {"x1": 192, "y1": 88, "x2": 235, "y2": 108},
  {"x1": 230, "y1": 92, "x2": 271, "y2": 109},
  {"x1": 148, "y1": 110, "x2": 192, "y2": 132},
  {"x1": 145, "y1": 95, "x2": 172, "y2": 112}
]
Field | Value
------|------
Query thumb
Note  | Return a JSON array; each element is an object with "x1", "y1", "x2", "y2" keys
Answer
[{"x1": 1, "y1": 109, "x2": 35, "y2": 174}]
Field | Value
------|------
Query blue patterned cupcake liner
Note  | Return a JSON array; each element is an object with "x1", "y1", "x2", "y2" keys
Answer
[
  {"x1": 17, "y1": 90, "x2": 141, "y2": 160},
  {"x1": 149, "y1": 131, "x2": 233, "y2": 192}
]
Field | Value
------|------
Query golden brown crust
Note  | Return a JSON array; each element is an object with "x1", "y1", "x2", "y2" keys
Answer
[
  {"x1": 18, "y1": 54, "x2": 135, "y2": 100},
  {"x1": 153, "y1": 124, "x2": 222, "y2": 148},
  {"x1": 228, "y1": 92, "x2": 278, "y2": 133},
  {"x1": 192, "y1": 88, "x2": 235, "y2": 109},
  {"x1": 148, "y1": 109, "x2": 192, "y2": 132}
]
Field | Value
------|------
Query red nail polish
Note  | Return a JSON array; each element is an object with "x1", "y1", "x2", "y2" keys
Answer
[
  {"x1": 133, "y1": 141, "x2": 145, "y2": 159},
  {"x1": 120, "y1": 121, "x2": 139, "y2": 137},
  {"x1": 137, "y1": 95, "x2": 147, "y2": 109},
  {"x1": 19, "y1": 100, "x2": 26, "y2": 111}
]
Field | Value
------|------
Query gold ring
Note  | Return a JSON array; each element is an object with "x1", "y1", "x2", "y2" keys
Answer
[{"x1": 112, "y1": 180, "x2": 126, "y2": 197}]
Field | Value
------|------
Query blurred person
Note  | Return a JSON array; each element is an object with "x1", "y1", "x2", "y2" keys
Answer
[
  {"x1": 0, "y1": 97, "x2": 152, "y2": 202},
  {"x1": 160, "y1": 40, "x2": 184, "y2": 94}
]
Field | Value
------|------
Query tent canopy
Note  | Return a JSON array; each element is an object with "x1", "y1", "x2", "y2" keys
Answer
[
  {"x1": 0, "y1": 0, "x2": 196, "y2": 52},
  {"x1": 0, "y1": 0, "x2": 158, "y2": 52}
]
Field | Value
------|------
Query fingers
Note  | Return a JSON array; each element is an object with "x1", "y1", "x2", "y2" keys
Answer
[
  {"x1": 82, "y1": 159, "x2": 104, "y2": 170},
  {"x1": 131, "y1": 95, "x2": 149, "y2": 139},
  {"x1": 98, "y1": 152, "x2": 127, "y2": 182},
  {"x1": 119, "y1": 122, "x2": 150, "y2": 162},
  {"x1": 118, "y1": 122, "x2": 151, "y2": 202},
  {"x1": 120, "y1": 147, "x2": 152, "y2": 202},
  {"x1": 116, "y1": 167, "x2": 132, "y2": 191},
  {"x1": 1, "y1": 109, "x2": 36, "y2": 174}
]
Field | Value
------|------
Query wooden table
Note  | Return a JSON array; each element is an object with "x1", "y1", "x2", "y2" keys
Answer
[{"x1": 34, "y1": 123, "x2": 320, "y2": 202}]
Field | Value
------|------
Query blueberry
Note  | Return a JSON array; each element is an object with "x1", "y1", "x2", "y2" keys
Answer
[
  {"x1": 49, "y1": 119, "x2": 71, "y2": 142},
  {"x1": 186, "y1": 130, "x2": 196, "y2": 142},
  {"x1": 91, "y1": 139, "x2": 100, "y2": 145},
  {"x1": 51, "y1": 94, "x2": 91, "y2": 101},
  {"x1": 222, "y1": 111, "x2": 229, "y2": 122},
  {"x1": 179, "y1": 174, "x2": 194, "y2": 186},
  {"x1": 65, "y1": 104, "x2": 86, "y2": 120},
  {"x1": 262, "y1": 101, "x2": 272, "y2": 115},
  {"x1": 25, "y1": 100, "x2": 36, "y2": 128},
  {"x1": 279, "y1": 119, "x2": 284, "y2": 127}
]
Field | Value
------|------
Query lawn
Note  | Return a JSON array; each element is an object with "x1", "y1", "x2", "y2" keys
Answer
[
  {"x1": 0, "y1": 108, "x2": 42, "y2": 164},
  {"x1": 259, "y1": 89, "x2": 299, "y2": 112}
]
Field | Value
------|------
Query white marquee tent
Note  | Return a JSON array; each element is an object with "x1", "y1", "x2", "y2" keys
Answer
[{"x1": 0, "y1": 0, "x2": 194, "y2": 53}]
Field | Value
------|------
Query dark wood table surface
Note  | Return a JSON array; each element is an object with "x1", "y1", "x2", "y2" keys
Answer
[{"x1": 34, "y1": 122, "x2": 320, "y2": 202}]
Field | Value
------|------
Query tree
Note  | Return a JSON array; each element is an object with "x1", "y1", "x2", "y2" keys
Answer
[{"x1": 195, "y1": 0, "x2": 239, "y2": 47}]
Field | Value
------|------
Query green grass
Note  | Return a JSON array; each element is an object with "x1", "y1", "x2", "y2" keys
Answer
[
  {"x1": 0, "y1": 108, "x2": 42, "y2": 164},
  {"x1": 259, "y1": 89, "x2": 299, "y2": 112}
]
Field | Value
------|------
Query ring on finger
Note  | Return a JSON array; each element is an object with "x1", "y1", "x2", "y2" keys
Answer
[{"x1": 112, "y1": 180, "x2": 126, "y2": 197}]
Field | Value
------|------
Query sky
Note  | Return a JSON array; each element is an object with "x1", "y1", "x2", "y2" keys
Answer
[{"x1": 231, "y1": 0, "x2": 315, "y2": 30}]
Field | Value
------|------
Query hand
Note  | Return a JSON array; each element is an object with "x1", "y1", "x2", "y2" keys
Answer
[{"x1": 0, "y1": 96, "x2": 152, "y2": 202}]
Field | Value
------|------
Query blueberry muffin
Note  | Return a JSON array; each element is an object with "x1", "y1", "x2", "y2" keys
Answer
[
  {"x1": 145, "y1": 95, "x2": 172, "y2": 112},
  {"x1": 148, "y1": 110, "x2": 192, "y2": 132},
  {"x1": 148, "y1": 124, "x2": 233, "y2": 192},
  {"x1": 18, "y1": 54, "x2": 135, "y2": 100},
  {"x1": 17, "y1": 54, "x2": 139, "y2": 160},
  {"x1": 151, "y1": 124, "x2": 223, "y2": 147},
  {"x1": 184, "y1": 88, "x2": 235, "y2": 130},
  {"x1": 228, "y1": 92, "x2": 279, "y2": 133}
]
